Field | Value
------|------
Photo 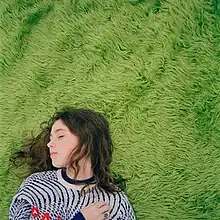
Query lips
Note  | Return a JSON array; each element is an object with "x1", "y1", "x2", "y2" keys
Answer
[{"x1": 50, "y1": 152, "x2": 58, "y2": 156}]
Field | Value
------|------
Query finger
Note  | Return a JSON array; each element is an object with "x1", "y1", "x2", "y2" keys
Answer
[
  {"x1": 96, "y1": 212, "x2": 110, "y2": 220},
  {"x1": 99, "y1": 205, "x2": 110, "y2": 214},
  {"x1": 94, "y1": 201, "x2": 108, "y2": 208},
  {"x1": 87, "y1": 202, "x2": 105, "y2": 207}
]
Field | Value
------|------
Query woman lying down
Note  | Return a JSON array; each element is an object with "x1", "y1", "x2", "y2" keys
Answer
[{"x1": 9, "y1": 107, "x2": 136, "y2": 220}]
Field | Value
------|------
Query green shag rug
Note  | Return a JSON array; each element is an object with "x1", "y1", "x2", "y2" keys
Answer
[{"x1": 0, "y1": 0, "x2": 220, "y2": 219}]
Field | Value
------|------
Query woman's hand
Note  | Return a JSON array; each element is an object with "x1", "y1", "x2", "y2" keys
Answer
[{"x1": 81, "y1": 202, "x2": 110, "y2": 220}]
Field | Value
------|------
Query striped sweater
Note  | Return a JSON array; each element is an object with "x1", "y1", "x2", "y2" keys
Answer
[{"x1": 9, "y1": 169, "x2": 135, "y2": 220}]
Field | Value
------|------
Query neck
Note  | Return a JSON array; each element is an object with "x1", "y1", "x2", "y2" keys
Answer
[{"x1": 66, "y1": 159, "x2": 94, "y2": 180}]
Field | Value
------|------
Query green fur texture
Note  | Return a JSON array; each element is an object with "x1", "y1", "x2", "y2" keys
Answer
[{"x1": 0, "y1": 0, "x2": 220, "y2": 219}]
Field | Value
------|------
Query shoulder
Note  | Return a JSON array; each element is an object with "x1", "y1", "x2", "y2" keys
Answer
[
  {"x1": 10, "y1": 170, "x2": 62, "y2": 211},
  {"x1": 29, "y1": 169, "x2": 57, "y2": 179},
  {"x1": 16, "y1": 170, "x2": 58, "y2": 195},
  {"x1": 115, "y1": 191, "x2": 132, "y2": 206},
  {"x1": 97, "y1": 188, "x2": 132, "y2": 208},
  {"x1": 12, "y1": 170, "x2": 59, "y2": 204},
  {"x1": 22, "y1": 170, "x2": 57, "y2": 184},
  {"x1": 107, "y1": 189, "x2": 130, "y2": 200}
]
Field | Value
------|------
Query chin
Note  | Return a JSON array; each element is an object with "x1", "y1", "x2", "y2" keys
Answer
[{"x1": 52, "y1": 162, "x2": 63, "y2": 168}]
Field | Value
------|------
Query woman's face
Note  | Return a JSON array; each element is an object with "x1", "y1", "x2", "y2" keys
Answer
[{"x1": 47, "y1": 119, "x2": 79, "y2": 168}]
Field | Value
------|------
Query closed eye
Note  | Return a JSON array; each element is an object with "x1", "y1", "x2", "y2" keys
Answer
[{"x1": 58, "y1": 135, "x2": 64, "y2": 139}]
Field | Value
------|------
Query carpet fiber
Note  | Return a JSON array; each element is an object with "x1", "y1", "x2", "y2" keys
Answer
[{"x1": 0, "y1": 0, "x2": 220, "y2": 219}]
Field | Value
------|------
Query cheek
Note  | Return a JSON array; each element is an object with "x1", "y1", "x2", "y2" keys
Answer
[
  {"x1": 55, "y1": 138, "x2": 78, "y2": 160},
  {"x1": 64, "y1": 138, "x2": 78, "y2": 152},
  {"x1": 60, "y1": 142, "x2": 76, "y2": 159}
]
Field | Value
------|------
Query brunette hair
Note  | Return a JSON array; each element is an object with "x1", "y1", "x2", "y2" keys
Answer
[{"x1": 11, "y1": 107, "x2": 125, "y2": 192}]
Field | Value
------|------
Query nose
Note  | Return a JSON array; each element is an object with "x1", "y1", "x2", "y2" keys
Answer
[{"x1": 47, "y1": 140, "x2": 55, "y2": 148}]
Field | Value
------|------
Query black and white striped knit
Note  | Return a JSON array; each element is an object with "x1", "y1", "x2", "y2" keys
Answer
[{"x1": 9, "y1": 169, "x2": 136, "y2": 220}]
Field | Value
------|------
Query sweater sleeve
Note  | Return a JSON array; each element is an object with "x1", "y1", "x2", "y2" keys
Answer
[
  {"x1": 9, "y1": 197, "x2": 31, "y2": 220},
  {"x1": 71, "y1": 212, "x2": 86, "y2": 220}
]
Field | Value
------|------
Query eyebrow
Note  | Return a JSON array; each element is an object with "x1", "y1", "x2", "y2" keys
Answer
[{"x1": 50, "y1": 128, "x2": 66, "y2": 137}]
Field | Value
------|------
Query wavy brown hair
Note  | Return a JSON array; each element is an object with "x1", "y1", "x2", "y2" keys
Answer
[{"x1": 11, "y1": 107, "x2": 126, "y2": 192}]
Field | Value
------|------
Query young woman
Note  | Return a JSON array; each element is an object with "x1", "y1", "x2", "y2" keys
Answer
[{"x1": 9, "y1": 107, "x2": 135, "y2": 220}]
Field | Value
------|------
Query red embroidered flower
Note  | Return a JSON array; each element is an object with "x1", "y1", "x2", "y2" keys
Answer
[
  {"x1": 31, "y1": 206, "x2": 58, "y2": 220},
  {"x1": 41, "y1": 212, "x2": 50, "y2": 220},
  {"x1": 31, "y1": 206, "x2": 40, "y2": 218}
]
